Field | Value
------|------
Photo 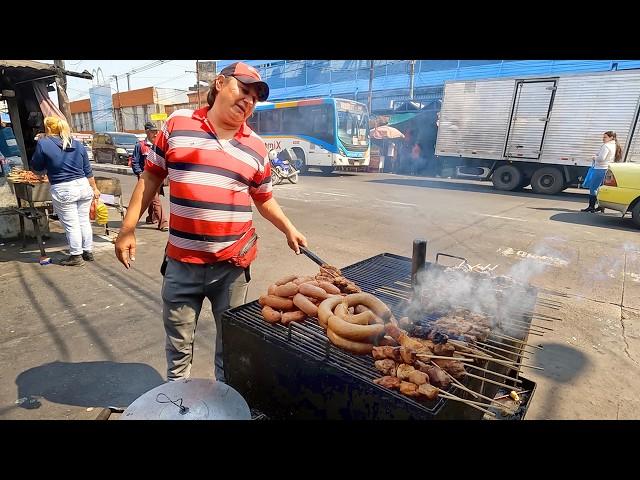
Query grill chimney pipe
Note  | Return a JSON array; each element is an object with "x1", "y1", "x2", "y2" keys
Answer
[{"x1": 411, "y1": 238, "x2": 427, "y2": 290}]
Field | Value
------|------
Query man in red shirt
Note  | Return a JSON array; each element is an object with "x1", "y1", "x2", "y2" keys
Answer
[{"x1": 115, "y1": 62, "x2": 308, "y2": 382}]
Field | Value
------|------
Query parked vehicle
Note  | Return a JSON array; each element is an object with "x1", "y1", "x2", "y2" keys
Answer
[
  {"x1": 597, "y1": 163, "x2": 640, "y2": 227},
  {"x1": 435, "y1": 70, "x2": 640, "y2": 195},
  {"x1": 269, "y1": 148, "x2": 299, "y2": 184},
  {"x1": 92, "y1": 131, "x2": 139, "y2": 165}
]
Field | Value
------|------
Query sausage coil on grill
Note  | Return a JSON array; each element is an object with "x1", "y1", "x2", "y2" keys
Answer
[
  {"x1": 327, "y1": 328, "x2": 374, "y2": 355},
  {"x1": 327, "y1": 314, "x2": 385, "y2": 342}
]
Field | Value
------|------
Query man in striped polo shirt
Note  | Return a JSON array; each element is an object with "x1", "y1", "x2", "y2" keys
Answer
[{"x1": 115, "y1": 62, "x2": 308, "y2": 382}]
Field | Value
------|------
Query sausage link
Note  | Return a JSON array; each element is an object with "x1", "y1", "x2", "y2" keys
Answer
[
  {"x1": 298, "y1": 283, "x2": 329, "y2": 301},
  {"x1": 274, "y1": 282, "x2": 298, "y2": 297},
  {"x1": 293, "y1": 293, "x2": 318, "y2": 317},
  {"x1": 281, "y1": 310, "x2": 307, "y2": 324},
  {"x1": 275, "y1": 274, "x2": 298, "y2": 286},
  {"x1": 317, "y1": 281, "x2": 341, "y2": 295},
  {"x1": 259, "y1": 295, "x2": 295, "y2": 311},
  {"x1": 262, "y1": 305, "x2": 282, "y2": 323}
]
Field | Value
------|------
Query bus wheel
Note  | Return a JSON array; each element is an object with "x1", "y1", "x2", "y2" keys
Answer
[
  {"x1": 492, "y1": 164, "x2": 522, "y2": 191},
  {"x1": 320, "y1": 166, "x2": 334, "y2": 175},
  {"x1": 531, "y1": 167, "x2": 564, "y2": 195}
]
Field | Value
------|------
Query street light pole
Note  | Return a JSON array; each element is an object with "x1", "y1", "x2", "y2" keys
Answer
[
  {"x1": 368, "y1": 60, "x2": 374, "y2": 114},
  {"x1": 196, "y1": 60, "x2": 202, "y2": 108},
  {"x1": 113, "y1": 75, "x2": 124, "y2": 131},
  {"x1": 409, "y1": 60, "x2": 416, "y2": 100}
]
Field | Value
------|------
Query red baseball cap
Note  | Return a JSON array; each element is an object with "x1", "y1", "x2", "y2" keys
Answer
[{"x1": 220, "y1": 62, "x2": 269, "y2": 102}]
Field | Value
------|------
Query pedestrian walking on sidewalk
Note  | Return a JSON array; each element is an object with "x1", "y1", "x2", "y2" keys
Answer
[
  {"x1": 115, "y1": 62, "x2": 308, "y2": 383},
  {"x1": 131, "y1": 122, "x2": 168, "y2": 231},
  {"x1": 31, "y1": 116, "x2": 100, "y2": 266},
  {"x1": 581, "y1": 131, "x2": 622, "y2": 213}
]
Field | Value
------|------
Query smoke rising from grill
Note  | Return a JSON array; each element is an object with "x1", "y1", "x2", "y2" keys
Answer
[{"x1": 408, "y1": 241, "x2": 570, "y2": 337}]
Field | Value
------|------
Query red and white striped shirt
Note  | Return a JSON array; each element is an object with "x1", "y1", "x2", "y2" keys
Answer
[{"x1": 145, "y1": 107, "x2": 272, "y2": 264}]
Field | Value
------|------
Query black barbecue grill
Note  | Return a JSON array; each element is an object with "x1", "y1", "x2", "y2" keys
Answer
[{"x1": 222, "y1": 250, "x2": 538, "y2": 420}]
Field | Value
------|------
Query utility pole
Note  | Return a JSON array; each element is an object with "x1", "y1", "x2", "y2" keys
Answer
[
  {"x1": 126, "y1": 73, "x2": 131, "y2": 90},
  {"x1": 196, "y1": 60, "x2": 202, "y2": 108},
  {"x1": 409, "y1": 60, "x2": 416, "y2": 100},
  {"x1": 368, "y1": 60, "x2": 374, "y2": 114},
  {"x1": 53, "y1": 60, "x2": 72, "y2": 124},
  {"x1": 113, "y1": 75, "x2": 124, "y2": 131}
]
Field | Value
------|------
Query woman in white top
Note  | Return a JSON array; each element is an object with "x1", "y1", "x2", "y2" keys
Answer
[{"x1": 581, "y1": 131, "x2": 622, "y2": 212}]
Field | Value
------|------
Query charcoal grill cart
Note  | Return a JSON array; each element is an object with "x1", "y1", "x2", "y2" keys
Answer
[
  {"x1": 222, "y1": 241, "x2": 539, "y2": 420},
  {"x1": 7, "y1": 179, "x2": 51, "y2": 256}
]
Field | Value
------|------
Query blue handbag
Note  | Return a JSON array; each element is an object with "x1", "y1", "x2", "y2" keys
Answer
[{"x1": 582, "y1": 167, "x2": 594, "y2": 189}]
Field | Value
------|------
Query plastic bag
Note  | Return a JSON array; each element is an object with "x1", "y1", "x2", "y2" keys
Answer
[{"x1": 95, "y1": 201, "x2": 109, "y2": 225}]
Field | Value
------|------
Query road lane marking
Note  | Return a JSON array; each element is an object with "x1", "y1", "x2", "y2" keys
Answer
[
  {"x1": 380, "y1": 200, "x2": 417, "y2": 207},
  {"x1": 313, "y1": 191, "x2": 353, "y2": 197},
  {"x1": 477, "y1": 213, "x2": 527, "y2": 222}
]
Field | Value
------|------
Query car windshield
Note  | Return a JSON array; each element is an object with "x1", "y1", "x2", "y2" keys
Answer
[{"x1": 111, "y1": 134, "x2": 138, "y2": 145}]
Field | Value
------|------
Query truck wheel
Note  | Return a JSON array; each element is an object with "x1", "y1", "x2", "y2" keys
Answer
[
  {"x1": 531, "y1": 167, "x2": 564, "y2": 195},
  {"x1": 320, "y1": 166, "x2": 334, "y2": 175},
  {"x1": 492, "y1": 165, "x2": 522, "y2": 191},
  {"x1": 631, "y1": 201, "x2": 640, "y2": 228}
]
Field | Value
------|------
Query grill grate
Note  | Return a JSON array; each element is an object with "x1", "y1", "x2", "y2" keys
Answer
[{"x1": 222, "y1": 253, "x2": 538, "y2": 419}]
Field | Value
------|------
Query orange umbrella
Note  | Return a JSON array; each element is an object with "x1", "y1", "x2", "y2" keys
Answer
[{"x1": 370, "y1": 125, "x2": 405, "y2": 140}]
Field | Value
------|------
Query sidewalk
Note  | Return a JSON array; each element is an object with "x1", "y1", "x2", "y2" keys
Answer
[{"x1": 90, "y1": 162, "x2": 135, "y2": 176}]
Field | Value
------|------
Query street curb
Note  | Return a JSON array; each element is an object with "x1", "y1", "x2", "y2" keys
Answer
[{"x1": 90, "y1": 163, "x2": 135, "y2": 176}]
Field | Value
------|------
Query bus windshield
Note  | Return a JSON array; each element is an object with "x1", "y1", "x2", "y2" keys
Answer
[{"x1": 336, "y1": 101, "x2": 369, "y2": 150}]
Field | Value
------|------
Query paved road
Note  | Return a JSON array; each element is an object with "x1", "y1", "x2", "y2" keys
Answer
[{"x1": 1, "y1": 168, "x2": 638, "y2": 419}]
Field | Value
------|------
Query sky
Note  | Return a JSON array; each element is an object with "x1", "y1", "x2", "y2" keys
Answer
[{"x1": 37, "y1": 60, "x2": 202, "y2": 102}]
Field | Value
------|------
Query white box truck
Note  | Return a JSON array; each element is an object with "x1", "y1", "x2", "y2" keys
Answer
[{"x1": 435, "y1": 69, "x2": 640, "y2": 194}]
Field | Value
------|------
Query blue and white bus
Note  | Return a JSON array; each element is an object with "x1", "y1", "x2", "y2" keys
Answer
[{"x1": 248, "y1": 97, "x2": 370, "y2": 174}]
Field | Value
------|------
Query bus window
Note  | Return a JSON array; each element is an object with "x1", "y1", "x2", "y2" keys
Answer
[
  {"x1": 306, "y1": 105, "x2": 335, "y2": 145},
  {"x1": 247, "y1": 112, "x2": 259, "y2": 130},
  {"x1": 261, "y1": 110, "x2": 282, "y2": 133}
]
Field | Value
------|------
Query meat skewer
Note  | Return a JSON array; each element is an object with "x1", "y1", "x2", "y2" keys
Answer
[
  {"x1": 463, "y1": 363, "x2": 524, "y2": 384},
  {"x1": 463, "y1": 371, "x2": 524, "y2": 390}
]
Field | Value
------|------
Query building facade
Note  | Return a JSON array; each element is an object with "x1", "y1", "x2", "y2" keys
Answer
[{"x1": 70, "y1": 87, "x2": 188, "y2": 133}]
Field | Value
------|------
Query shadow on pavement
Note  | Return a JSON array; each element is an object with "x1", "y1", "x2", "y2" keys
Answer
[
  {"x1": 531, "y1": 342, "x2": 589, "y2": 418},
  {"x1": 15, "y1": 361, "x2": 164, "y2": 409},
  {"x1": 548, "y1": 211, "x2": 639, "y2": 232},
  {"x1": 368, "y1": 177, "x2": 588, "y2": 203}
]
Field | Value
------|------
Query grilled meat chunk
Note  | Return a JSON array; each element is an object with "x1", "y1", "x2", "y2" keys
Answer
[
  {"x1": 399, "y1": 381, "x2": 420, "y2": 397},
  {"x1": 433, "y1": 358, "x2": 467, "y2": 379},
  {"x1": 419, "y1": 363, "x2": 451, "y2": 389},
  {"x1": 372, "y1": 346, "x2": 402, "y2": 362},
  {"x1": 407, "y1": 370, "x2": 429, "y2": 386},
  {"x1": 373, "y1": 376, "x2": 401, "y2": 389},
  {"x1": 374, "y1": 359, "x2": 397, "y2": 376},
  {"x1": 399, "y1": 346, "x2": 417, "y2": 364},
  {"x1": 396, "y1": 363, "x2": 416, "y2": 381},
  {"x1": 433, "y1": 343, "x2": 455, "y2": 357},
  {"x1": 418, "y1": 383, "x2": 440, "y2": 400}
]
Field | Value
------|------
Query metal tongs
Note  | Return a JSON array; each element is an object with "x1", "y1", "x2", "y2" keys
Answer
[{"x1": 299, "y1": 246, "x2": 327, "y2": 267}]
